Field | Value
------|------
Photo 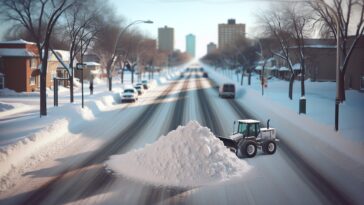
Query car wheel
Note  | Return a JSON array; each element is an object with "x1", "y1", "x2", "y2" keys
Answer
[
  {"x1": 239, "y1": 140, "x2": 257, "y2": 158},
  {"x1": 263, "y1": 140, "x2": 276, "y2": 154}
]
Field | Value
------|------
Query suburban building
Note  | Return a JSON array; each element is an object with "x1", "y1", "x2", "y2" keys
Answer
[
  {"x1": 158, "y1": 26, "x2": 174, "y2": 53},
  {"x1": 207, "y1": 42, "x2": 217, "y2": 54},
  {"x1": 186, "y1": 34, "x2": 196, "y2": 58},
  {"x1": 218, "y1": 19, "x2": 245, "y2": 49},
  {"x1": 74, "y1": 61, "x2": 101, "y2": 81},
  {"x1": 0, "y1": 39, "x2": 80, "y2": 92},
  {"x1": 48, "y1": 49, "x2": 73, "y2": 87},
  {"x1": 0, "y1": 39, "x2": 40, "y2": 92},
  {"x1": 270, "y1": 37, "x2": 364, "y2": 91}
]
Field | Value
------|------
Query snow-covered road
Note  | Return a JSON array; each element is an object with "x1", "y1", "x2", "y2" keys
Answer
[{"x1": 0, "y1": 69, "x2": 362, "y2": 205}]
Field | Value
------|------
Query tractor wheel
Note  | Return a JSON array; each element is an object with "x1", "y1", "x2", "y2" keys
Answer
[
  {"x1": 240, "y1": 140, "x2": 257, "y2": 158},
  {"x1": 262, "y1": 140, "x2": 277, "y2": 155}
]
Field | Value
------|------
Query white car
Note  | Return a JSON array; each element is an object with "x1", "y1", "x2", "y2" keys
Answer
[{"x1": 121, "y1": 88, "x2": 138, "y2": 103}]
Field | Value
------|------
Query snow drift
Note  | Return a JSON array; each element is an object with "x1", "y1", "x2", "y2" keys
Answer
[{"x1": 106, "y1": 121, "x2": 250, "y2": 187}]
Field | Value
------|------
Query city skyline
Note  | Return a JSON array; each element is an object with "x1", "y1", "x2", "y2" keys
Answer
[
  {"x1": 186, "y1": 34, "x2": 196, "y2": 58},
  {"x1": 108, "y1": 0, "x2": 268, "y2": 58}
]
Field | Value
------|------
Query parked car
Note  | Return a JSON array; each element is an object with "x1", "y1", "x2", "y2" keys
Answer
[
  {"x1": 134, "y1": 84, "x2": 144, "y2": 95},
  {"x1": 121, "y1": 88, "x2": 138, "y2": 102},
  {"x1": 202, "y1": 72, "x2": 208, "y2": 78},
  {"x1": 219, "y1": 83, "x2": 235, "y2": 98},
  {"x1": 141, "y1": 80, "x2": 149, "y2": 89}
]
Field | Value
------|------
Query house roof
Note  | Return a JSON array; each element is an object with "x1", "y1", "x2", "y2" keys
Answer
[
  {"x1": 0, "y1": 39, "x2": 36, "y2": 45},
  {"x1": 84, "y1": 62, "x2": 101, "y2": 66},
  {"x1": 0, "y1": 48, "x2": 36, "y2": 57},
  {"x1": 48, "y1": 50, "x2": 71, "y2": 62},
  {"x1": 279, "y1": 66, "x2": 290, "y2": 71},
  {"x1": 292, "y1": 63, "x2": 301, "y2": 70}
]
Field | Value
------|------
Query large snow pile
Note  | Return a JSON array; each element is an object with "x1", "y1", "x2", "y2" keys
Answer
[{"x1": 107, "y1": 121, "x2": 250, "y2": 187}]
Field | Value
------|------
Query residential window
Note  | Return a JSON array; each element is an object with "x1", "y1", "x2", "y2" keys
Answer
[
  {"x1": 0, "y1": 74, "x2": 4, "y2": 89},
  {"x1": 30, "y1": 76, "x2": 36, "y2": 85},
  {"x1": 30, "y1": 58, "x2": 37, "y2": 69}
]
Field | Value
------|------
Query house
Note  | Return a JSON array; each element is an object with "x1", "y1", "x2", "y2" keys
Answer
[
  {"x1": 48, "y1": 50, "x2": 73, "y2": 87},
  {"x1": 74, "y1": 61, "x2": 101, "y2": 81},
  {"x1": 74, "y1": 53, "x2": 102, "y2": 81},
  {"x1": 0, "y1": 39, "x2": 40, "y2": 92},
  {"x1": 270, "y1": 37, "x2": 364, "y2": 91},
  {"x1": 0, "y1": 39, "x2": 76, "y2": 92}
]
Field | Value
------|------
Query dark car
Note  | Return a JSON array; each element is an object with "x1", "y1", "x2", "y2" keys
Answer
[
  {"x1": 141, "y1": 80, "x2": 149, "y2": 89},
  {"x1": 219, "y1": 83, "x2": 235, "y2": 98},
  {"x1": 202, "y1": 72, "x2": 208, "y2": 78}
]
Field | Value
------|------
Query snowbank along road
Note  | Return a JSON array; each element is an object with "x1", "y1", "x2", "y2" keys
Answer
[{"x1": 0, "y1": 69, "x2": 360, "y2": 205}]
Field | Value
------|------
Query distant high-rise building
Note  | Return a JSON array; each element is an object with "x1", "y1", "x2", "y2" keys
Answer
[
  {"x1": 207, "y1": 42, "x2": 217, "y2": 54},
  {"x1": 186, "y1": 34, "x2": 196, "y2": 58},
  {"x1": 158, "y1": 26, "x2": 174, "y2": 53},
  {"x1": 218, "y1": 19, "x2": 245, "y2": 49}
]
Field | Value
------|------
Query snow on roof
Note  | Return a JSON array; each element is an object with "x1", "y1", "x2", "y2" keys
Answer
[
  {"x1": 238, "y1": 119, "x2": 260, "y2": 124},
  {"x1": 0, "y1": 39, "x2": 36, "y2": 45},
  {"x1": 48, "y1": 50, "x2": 70, "y2": 62},
  {"x1": 84, "y1": 62, "x2": 101, "y2": 66},
  {"x1": 304, "y1": 45, "x2": 336, "y2": 49},
  {"x1": 267, "y1": 57, "x2": 275, "y2": 62},
  {"x1": 0, "y1": 48, "x2": 36, "y2": 57},
  {"x1": 266, "y1": 66, "x2": 278, "y2": 71},
  {"x1": 279, "y1": 66, "x2": 290, "y2": 71},
  {"x1": 293, "y1": 63, "x2": 301, "y2": 70}
]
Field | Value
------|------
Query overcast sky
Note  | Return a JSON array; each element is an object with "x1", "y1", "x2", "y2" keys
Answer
[{"x1": 109, "y1": 0, "x2": 269, "y2": 58}]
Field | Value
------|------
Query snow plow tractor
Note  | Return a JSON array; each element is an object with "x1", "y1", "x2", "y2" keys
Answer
[{"x1": 218, "y1": 119, "x2": 279, "y2": 158}]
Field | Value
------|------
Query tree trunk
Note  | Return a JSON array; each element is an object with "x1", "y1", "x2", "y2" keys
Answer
[
  {"x1": 131, "y1": 70, "x2": 134, "y2": 84},
  {"x1": 300, "y1": 71, "x2": 305, "y2": 97},
  {"x1": 70, "y1": 75, "x2": 74, "y2": 103},
  {"x1": 40, "y1": 60, "x2": 48, "y2": 116},
  {"x1": 240, "y1": 72, "x2": 244, "y2": 85},
  {"x1": 339, "y1": 71, "x2": 345, "y2": 101},
  {"x1": 121, "y1": 69, "x2": 124, "y2": 84},
  {"x1": 108, "y1": 77, "x2": 112, "y2": 91},
  {"x1": 288, "y1": 73, "x2": 295, "y2": 100},
  {"x1": 248, "y1": 72, "x2": 251, "y2": 85}
]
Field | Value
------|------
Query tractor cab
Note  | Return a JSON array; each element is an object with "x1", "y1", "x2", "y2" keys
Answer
[
  {"x1": 219, "y1": 118, "x2": 278, "y2": 158},
  {"x1": 233, "y1": 119, "x2": 261, "y2": 138}
]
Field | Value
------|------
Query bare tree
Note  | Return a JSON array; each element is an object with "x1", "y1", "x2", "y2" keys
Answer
[
  {"x1": 309, "y1": 0, "x2": 364, "y2": 101},
  {"x1": 259, "y1": 7, "x2": 296, "y2": 99},
  {"x1": 92, "y1": 10, "x2": 124, "y2": 91},
  {"x1": 63, "y1": 0, "x2": 102, "y2": 102},
  {"x1": 0, "y1": 0, "x2": 76, "y2": 116}
]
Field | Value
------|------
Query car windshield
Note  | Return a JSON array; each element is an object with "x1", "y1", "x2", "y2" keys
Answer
[
  {"x1": 224, "y1": 84, "x2": 235, "y2": 92},
  {"x1": 135, "y1": 86, "x2": 141, "y2": 89},
  {"x1": 142, "y1": 80, "x2": 147, "y2": 83},
  {"x1": 124, "y1": 89, "x2": 134, "y2": 93}
]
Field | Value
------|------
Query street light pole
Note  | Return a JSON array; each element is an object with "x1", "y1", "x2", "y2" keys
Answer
[
  {"x1": 315, "y1": 0, "x2": 341, "y2": 131},
  {"x1": 107, "y1": 19, "x2": 153, "y2": 90}
]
